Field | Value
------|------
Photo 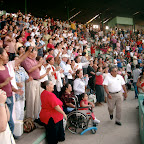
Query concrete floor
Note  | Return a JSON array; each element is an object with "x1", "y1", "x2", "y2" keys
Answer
[{"x1": 62, "y1": 91, "x2": 141, "y2": 144}]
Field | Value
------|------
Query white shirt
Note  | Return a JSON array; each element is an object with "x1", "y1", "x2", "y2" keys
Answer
[
  {"x1": 103, "y1": 74, "x2": 125, "y2": 93},
  {"x1": 126, "y1": 63, "x2": 131, "y2": 72},
  {"x1": 73, "y1": 77, "x2": 89, "y2": 95},
  {"x1": 53, "y1": 49, "x2": 62, "y2": 58},
  {"x1": 66, "y1": 64, "x2": 73, "y2": 79},
  {"x1": 113, "y1": 59, "x2": 117, "y2": 66},
  {"x1": 40, "y1": 40, "x2": 46, "y2": 50},
  {"x1": 7, "y1": 61, "x2": 18, "y2": 89},
  {"x1": 39, "y1": 65, "x2": 48, "y2": 82},
  {"x1": 130, "y1": 52, "x2": 134, "y2": 57},
  {"x1": 75, "y1": 62, "x2": 89, "y2": 70},
  {"x1": 126, "y1": 46, "x2": 130, "y2": 51},
  {"x1": 60, "y1": 61, "x2": 69, "y2": 75},
  {"x1": 46, "y1": 64, "x2": 56, "y2": 85}
]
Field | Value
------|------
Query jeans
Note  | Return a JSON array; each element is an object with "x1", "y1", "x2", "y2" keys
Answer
[
  {"x1": 7, "y1": 96, "x2": 14, "y2": 133},
  {"x1": 133, "y1": 82, "x2": 138, "y2": 98}
]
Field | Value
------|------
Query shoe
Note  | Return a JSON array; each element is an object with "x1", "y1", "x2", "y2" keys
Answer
[
  {"x1": 94, "y1": 118, "x2": 100, "y2": 124},
  {"x1": 115, "y1": 121, "x2": 122, "y2": 126},
  {"x1": 34, "y1": 118, "x2": 45, "y2": 126},
  {"x1": 58, "y1": 138, "x2": 65, "y2": 142},
  {"x1": 110, "y1": 115, "x2": 113, "y2": 120},
  {"x1": 13, "y1": 134, "x2": 19, "y2": 140}
]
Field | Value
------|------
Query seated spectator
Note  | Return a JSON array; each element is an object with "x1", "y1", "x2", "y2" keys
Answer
[
  {"x1": 40, "y1": 80, "x2": 66, "y2": 144},
  {"x1": 80, "y1": 93, "x2": 100, "y2": 124},
  {"x1": 61, "y1": 83, "x2": 75, "y2": 113}
]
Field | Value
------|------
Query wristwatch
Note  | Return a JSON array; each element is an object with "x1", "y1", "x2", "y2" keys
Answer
[{"x1": 0, "y1": 103, "x2": 5, "y2": 107}]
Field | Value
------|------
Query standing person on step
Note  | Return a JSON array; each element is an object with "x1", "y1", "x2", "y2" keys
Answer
[{"x1": 103, "y1": 66, "x2": 127, "y2": 126}]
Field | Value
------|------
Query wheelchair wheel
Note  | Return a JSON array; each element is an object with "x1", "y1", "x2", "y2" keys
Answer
[
  {"x1": 88, "y1": 117, "x2": 97, "y2": 134},
  {"x1": 91, "y1": 129, "x2": 97, "y2": 134},
  {"x1": 67, "y1": 111, "x2": 88, "y2": 134}
]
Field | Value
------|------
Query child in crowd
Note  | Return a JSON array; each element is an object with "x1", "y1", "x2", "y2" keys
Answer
[
  {"x1": 138, "y1": 75, "x2": 144, "y2": 94},
  {"x1": 80, "y1": 93, "x2": 100, "y2": 124}
]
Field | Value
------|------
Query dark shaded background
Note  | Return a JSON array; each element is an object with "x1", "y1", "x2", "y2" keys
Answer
[{"x1": 1, "y1": 0, "x2": 144, "y2": 24}]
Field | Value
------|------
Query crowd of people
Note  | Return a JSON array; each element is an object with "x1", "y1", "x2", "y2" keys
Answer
[{"x1": 0, "y1": 10, "x2": 144, "y2": 144}]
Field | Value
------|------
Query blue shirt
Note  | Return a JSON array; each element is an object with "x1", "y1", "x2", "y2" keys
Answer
[
  {"x1": 117, "y1": 59, "x2": 122, "y2": 68},
  {"x1": 60, "y1": 61, "x2": 69, "y2": 75}
]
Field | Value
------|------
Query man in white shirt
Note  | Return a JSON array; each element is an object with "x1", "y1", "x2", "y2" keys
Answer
[
  {"x1": 103, "y1": 66, "x2": 127, "y2": 126},
  {"x1": 60, "y1": 54, "x2": 70, "y2": 76}
]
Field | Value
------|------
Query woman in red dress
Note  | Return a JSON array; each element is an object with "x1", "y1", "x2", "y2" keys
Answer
[{"x1": 40, "y1": 80, "x2": 67, "y2": 144}]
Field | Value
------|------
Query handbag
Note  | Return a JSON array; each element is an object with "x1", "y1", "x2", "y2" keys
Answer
[
  {"x1": 23, "y1": 118, "x2": 36, "y2": 133},
  {"x1": 89, "y1": 94, "x2": 97, "y2": 103}
]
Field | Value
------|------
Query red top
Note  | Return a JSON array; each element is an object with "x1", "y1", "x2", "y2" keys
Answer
[
  {"x1": 40, "y1": 90, "x2": 63, "y2": 124},
  {"x1": 0, "y1": 66, "x2": 12, "y2": 97},
  {"x1": 140, "y1": 82, "x2": 144, "y2": 88},
  {"x1": 127, "y1": 52, "x2": 130, "y2": 58},
  {"x1": 80, "y1": 100, "x2": 88, "y2": 110},
  {"x1": 47, "y1": 43, "x2": 55, "y2": 49},
  {"x1": 91, "y1": 46, "x2": 95, "y2": 54},
  {"x1": 25, "y1": 32, "x2": 30, "y2": 39},
  {"x1": 95, "y1": 74, "x2": 103, "y2": 85}
]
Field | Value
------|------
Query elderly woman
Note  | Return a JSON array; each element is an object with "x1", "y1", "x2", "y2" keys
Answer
[{"x1": 40, "y1": 80, "x2": 67, "y2": 144}]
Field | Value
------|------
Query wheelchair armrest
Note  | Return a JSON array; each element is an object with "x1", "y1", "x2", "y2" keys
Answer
[{"x1": 78, "y1": 106, "x2": 92, "y2": 109}]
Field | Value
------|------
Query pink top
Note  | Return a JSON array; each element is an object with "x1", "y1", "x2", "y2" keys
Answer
[
  {"x1": 0, "y1": 66, "x2": 12, "y2": 97},
  {"x1": 80, "y1": 100, "x2": 88, "y2": 110},
  {"x1": 21, "y1": 57, "x2": 40, "y2": 80}
]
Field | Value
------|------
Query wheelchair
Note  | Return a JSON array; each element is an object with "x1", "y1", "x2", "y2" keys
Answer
[{"x1": 66, "y1": 95, "x2": 98, "y2": 135}]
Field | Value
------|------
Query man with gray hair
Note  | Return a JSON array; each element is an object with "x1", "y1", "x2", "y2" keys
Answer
[{"x1": 103, "y1": 66, "x2": 127, "y2": 126}]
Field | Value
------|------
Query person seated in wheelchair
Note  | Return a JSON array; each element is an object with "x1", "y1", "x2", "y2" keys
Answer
[
  {"x1": 80, "y1": 93, "x2": 100, "y2": 124},
  {"x1": 61, "y1": 83, "x2": 75, "y2": 114}
]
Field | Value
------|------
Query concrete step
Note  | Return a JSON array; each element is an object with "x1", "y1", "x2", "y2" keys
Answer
[{"x1": 16, "y1": 128, "x2": 46, "y2": 144}]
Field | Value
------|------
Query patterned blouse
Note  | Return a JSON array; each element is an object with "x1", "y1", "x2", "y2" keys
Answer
[{"x1": 15, "y1": 66, "x2": 29, "y2": 101}]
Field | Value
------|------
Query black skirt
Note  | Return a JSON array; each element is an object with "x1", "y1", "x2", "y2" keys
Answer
[{"x1": 45, "y1": 117, "x2": 65, "y2": 144}]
